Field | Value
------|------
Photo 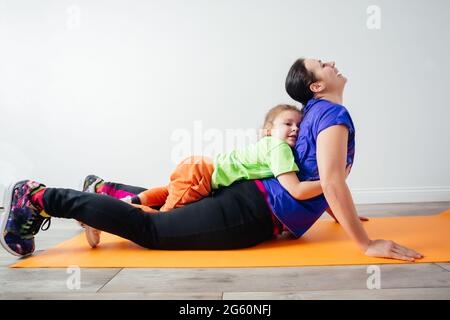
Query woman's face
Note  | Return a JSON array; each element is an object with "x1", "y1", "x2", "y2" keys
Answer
[
  {"x1": 269, "y1": 110, "x2": 301, "y2": 147},
  {"x1": 304, "y1": 59, "x2": 347, "y2": 94}
]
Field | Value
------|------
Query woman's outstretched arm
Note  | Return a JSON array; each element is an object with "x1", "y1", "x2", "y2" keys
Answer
[{"x1": 316, "y1": 125, "x2": 423, "y2": 262}]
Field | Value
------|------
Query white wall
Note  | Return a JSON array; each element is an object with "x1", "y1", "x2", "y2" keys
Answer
[{"x1": 1, "y1": 0, "x2": 449, "y2": 205}]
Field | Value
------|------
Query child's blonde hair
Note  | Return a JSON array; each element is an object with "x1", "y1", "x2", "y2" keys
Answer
[{"x1": 262, "y1": 104, "x2": 302, "y2": 137}]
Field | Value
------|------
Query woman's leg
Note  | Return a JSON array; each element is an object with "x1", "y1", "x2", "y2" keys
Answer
[
  {"x1": 82, "y1": 177, "x2": 168, "y2": 247},
  {"x1": 42, "y1": 181, "x2": 274, "y2": 250}
]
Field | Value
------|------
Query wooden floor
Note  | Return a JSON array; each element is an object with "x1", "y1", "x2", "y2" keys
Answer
[{"x1": 1, "y1": 202, "x2": 449, "y2": 300}]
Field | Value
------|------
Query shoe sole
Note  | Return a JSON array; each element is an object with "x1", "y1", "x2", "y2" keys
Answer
[
  {"x1": 79, "y1": 175, "x2": 89, "y2": 193},
  {"x1": 84, "y1": 226, "x2": 101, "y2": 248},
  {"x1": 79, "y1": 176, "x2": 102, "y2": 247},
  {"x1": 79, "y1": 175, "x2": 101, "y2": 193},
  {"x1": 0, "y1": 181, "x2": 28, "y2": 257}
]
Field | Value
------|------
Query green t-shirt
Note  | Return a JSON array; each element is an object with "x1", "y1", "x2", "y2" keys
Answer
[{"x1": 211, "y1": 136, "x2": 299, "y2": 190}]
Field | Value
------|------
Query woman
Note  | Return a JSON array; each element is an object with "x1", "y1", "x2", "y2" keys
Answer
[{"x1": 0, "y1": 58, "x2": 423, "y2": 262}]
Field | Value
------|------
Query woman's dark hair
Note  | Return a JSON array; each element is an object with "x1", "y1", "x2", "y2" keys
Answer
[{"x1": 285, "y1": 58, "x2": 317, "y2": 106}]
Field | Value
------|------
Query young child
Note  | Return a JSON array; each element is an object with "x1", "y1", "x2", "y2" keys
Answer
[{"x1": 84, "y1": 104, "x2": 330, "y2": 247}]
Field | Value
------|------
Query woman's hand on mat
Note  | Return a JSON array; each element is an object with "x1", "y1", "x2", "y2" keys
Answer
[{"x1": 364, "y1": 239, "x2": 424, "y2": 262}]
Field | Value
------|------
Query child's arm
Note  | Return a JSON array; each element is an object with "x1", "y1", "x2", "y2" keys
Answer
[
  {"x1": 276, "y1": 162, "x2": 352, "y2": 201},
  {"x1": 275, "y1": 156, "x2": 367, "y2": 222},
  {"x1": 276, "y1": 172, "x2": 323, "y2": 200}
]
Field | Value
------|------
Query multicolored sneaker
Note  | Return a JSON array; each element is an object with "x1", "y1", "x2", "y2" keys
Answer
[
  {"x1": 81, "y1": 174, "x2": 104, "y2": 193},
  {"x1": 0, "y1": 180, "x2": 50, "y2": 257},
  {"x1": 79, "y1": 175, "x2": 103, "y2": 247}
]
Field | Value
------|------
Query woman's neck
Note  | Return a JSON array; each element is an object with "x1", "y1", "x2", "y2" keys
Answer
[{"x1": 315, "y1": 92, "x2": 344, "y2": 105}]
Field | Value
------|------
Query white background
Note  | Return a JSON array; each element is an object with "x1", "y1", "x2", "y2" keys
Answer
[{"x1": 1, "y1": 0, "x2": 449, "y2": 205}]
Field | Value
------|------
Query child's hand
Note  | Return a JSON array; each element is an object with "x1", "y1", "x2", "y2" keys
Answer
[{"x1": 364, "y1": 239, "x2": 423, "y2": 262}]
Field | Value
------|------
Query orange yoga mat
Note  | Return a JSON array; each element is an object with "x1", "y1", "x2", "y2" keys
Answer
[{"x1": 11, "y1": 209, "x2": 450, "y2": 268}]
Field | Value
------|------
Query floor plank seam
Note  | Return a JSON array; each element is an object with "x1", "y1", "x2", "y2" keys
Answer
[
  {"x1": 96, "y1": 268, "x2": 124, "y2": 293},
  {"x1": 433, "y1": 263, "x2": 450, "y2": 272}
]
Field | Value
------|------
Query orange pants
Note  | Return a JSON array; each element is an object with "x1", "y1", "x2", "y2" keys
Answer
[{"x1": 131, "y1": 156, "x2": 215, "y2": 213}]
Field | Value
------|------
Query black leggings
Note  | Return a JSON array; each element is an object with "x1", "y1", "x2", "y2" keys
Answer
[{"x1": 42, "y1": 180, "x2": 275, "y2": 250}]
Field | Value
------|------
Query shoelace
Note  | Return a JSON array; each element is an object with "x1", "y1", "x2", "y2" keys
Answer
[
  {"x1": 22, "y1": 214, "x2": 51, "y2": 236},
  {"x1": 40, "y1": 218, "x2": 51, "y2": 231},
  {"x1": 28, "y1": 185, "x2": 51, "y2": 233}
]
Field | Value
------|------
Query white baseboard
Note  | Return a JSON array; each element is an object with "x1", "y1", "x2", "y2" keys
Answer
[{"x1": 351, "y1": 186, "x2": 450, "y2": 204}]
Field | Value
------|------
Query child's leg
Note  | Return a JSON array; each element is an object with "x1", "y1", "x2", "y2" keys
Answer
[
  {"x1": 137, "y1": 186, "x2": 169, "y2": 207},
  {"x1": 97, "y1": 181, "x2": 169, "y2": 208},
  {"x1": 160, "y1": 156, "x2": 214, "y2": 211},
  {"x1": 96, "y1": 181, "x2": 147, "y2": 199}
]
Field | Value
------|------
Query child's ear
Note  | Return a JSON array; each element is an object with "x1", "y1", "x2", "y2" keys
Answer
[{"x1": 264, "y1": 124, "x2": 273, "y2": 136}]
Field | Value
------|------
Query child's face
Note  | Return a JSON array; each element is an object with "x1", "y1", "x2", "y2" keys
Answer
[{"x1": 269, "y1": 110, "x2": 301, "y2": 147}]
